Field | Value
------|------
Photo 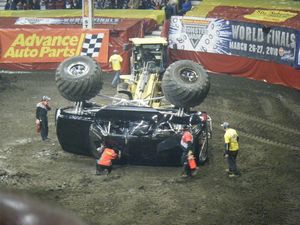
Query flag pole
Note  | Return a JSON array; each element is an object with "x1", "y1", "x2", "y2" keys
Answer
[{"x1": 82, "y1": 0, "x2": 94, "y2": 29}]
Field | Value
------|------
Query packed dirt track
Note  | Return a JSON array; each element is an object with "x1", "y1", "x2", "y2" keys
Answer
[{"x1": 0, "y1": 71, "x2": 300, "y2": 225}]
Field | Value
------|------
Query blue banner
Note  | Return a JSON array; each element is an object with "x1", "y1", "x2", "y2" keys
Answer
[
  {"x1": 169, "y1": 16, "x2": 299, "y2": 67},
  {"x1": 296, "y1": 30, "x2": 300, "y2": 68}
]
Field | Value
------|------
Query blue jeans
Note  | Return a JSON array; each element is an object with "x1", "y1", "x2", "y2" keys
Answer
[
  {"x1": 227, "y1": 150, "x2": 239, "y2": 174},
  {"x1": 111, "y1": 70, "x2": 120, "y2": 87},
  {"x1": 40, "y1": 119, "x2": 49, "y2": 141}
]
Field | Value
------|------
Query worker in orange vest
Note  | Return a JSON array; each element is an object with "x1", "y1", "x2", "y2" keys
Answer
[
  {"x1": 96, "y1": 144, "x2": 120, "y2": 176},
  {"x1": 180, "y1": 125, "x2": 197, "y2": 177}
]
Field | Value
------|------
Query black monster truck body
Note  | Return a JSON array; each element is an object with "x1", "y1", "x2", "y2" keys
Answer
[{"x1": 56, "y1": 103, "x2": 211, "y2": 166}]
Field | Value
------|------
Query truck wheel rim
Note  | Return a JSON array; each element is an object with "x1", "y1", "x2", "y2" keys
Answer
[
  {"x1": 67, "y1": 62, "x2": 89, "y2": 77},
  {"x1": 199, "y1": 132, "x2": 207, "y2": 162},
  {"x1": 179, "y1": 68, "x2": 198, "y2": 83},
  {"x1": 199, "y1": 135, "x2": 208, "y2": 161}
]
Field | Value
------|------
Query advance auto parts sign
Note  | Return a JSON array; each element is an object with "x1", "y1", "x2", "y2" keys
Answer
[
  {"x1": 0, "y1": 28, "x2": 109, "y2": 63},
  {"x1": 169, "y1": 16, "x2": 298, "y2": 67}
]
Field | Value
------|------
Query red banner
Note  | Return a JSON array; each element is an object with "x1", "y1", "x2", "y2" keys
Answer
[{"x1": 0, "y1": 28, "x2": 109, "y2": 63}]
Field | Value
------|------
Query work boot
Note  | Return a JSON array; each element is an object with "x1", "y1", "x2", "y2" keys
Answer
[
  {"x1": 225, "y1": 169, "x2": 231, "y2": 173},
  {"x1": 228, "y1": 173, "x2": 239, "y2": 178},
  {"x1": 104, "y1": 169, "x2": 110, "y2": 176},
  {"x1": 192, "y1": 167, "x2": 199, "y2": 176}
]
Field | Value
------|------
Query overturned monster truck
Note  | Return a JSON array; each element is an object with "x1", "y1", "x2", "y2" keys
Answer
[{"x1": 55, "y1": 38, "x2": 211, "y2": 166}]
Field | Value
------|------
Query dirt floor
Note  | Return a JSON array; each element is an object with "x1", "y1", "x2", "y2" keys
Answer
[{"x1": 0, "y1": 71, "x2": 300, "y2": 225}]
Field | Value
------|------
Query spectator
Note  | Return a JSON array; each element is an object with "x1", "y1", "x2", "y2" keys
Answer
[
  {"x1": 31, "y1": 0, "x2": 41, "y2": 9},
  {"x1": 159, "y1": 0, "x2": 167, "y2": 9},
  {"x1": 110, "y1": 0, "x2": 123, "y2": 9},
  {"x1": 16, "y1": 1, "x2": 24, "y2": 9},
  {"x1": 0, "y1": 192, "x2": 88, "y2": 225},
  {"x1": 128, "y1": 0, "x2": 140, "y2": 9},
  {"x1": 152, "y1": 0, "x2": 165, "y2": 9},
  {"x1": 46, "y1": 0, "x2": 55, "y2": 9},
  {"x1": 73, "y1": 0, "x2": 81, "y2": 9},
  {"x1": 65, "y1": 0, "x2": 73, "y2": 9},
  {"x1": 115, "y1": 0, "x2": 128, "y2": 9},
  {"x1": 150, "y1": 0, "x2": 161, "y2": 9},
  {"x1": 5, "y1": 0, "x2": 12, "y2": 10},
  {"x1": 139, "y1": 0, "x2": 152, "y2": 9},
  {"x1": 11, "y1": 0, "x2": 27, "y2": 10},
  {"x1": 178, "y1": 0, "x2": 192, "y2": 15},
  {"x1": 94, "y1": 0, "x2": 102, "y2": 9},
  {"x1": 10, "y1": 0, "x2": 17, "y2": 10},
  {"x1": 177, "y1": 0, "x2": 183, "y2": 11},
  {"x1": 21, "y1": 0, "x2": 27, "y2": 8},
  {"x1": 165, "y1": 0, "x2": 178, "y2": 19},
  {"x1": 3, "y1": 0, "x2": 166, "y2": 10},
  {"x1": 40, "y1": 0, "x2": 46, "y2": 9},
  {"x1": 95, "y1": 0, "x2": 112, "y2": 9},
  {"x1": 7, "y1": 0, "x2": 41, "y2": 9}
]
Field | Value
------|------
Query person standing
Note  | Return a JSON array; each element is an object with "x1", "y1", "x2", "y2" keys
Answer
[
  {"x1": 221, "y1": 122, "x2": 240, "y2": 178},
  {"x1": 5, "y1": 0, "x2": 12, "y2": 10},
  {"x1": 128, "y1": 0, "x2": 140, "y2": 8},
  {"x1": 109, "y1": 49, "x2": 123, "y2": 88},
  {"x1": 180, "y1": 126, "x2": 195, "y2": 177},
  {"x1": 178, "y1": 0, "x2": 192, "y2": 15},
  {"x1": 36, "y1": 96, "x2": 51, "y2": 141},
  {"x1": 165, "y1": 0, "x2": 178, "y2": 19},
  {"x1": 96, "y1": 144, "x2": 120, "y2": 176}
]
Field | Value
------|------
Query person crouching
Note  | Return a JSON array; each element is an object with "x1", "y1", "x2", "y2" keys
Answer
[{"x1": 96, "y1": 144, "x2": 120, "y2": 176}]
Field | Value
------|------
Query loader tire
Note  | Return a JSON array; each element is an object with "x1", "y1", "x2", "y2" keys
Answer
[
  {"x1": 162, "y1": 60, "x2": 210, "y2": 108},
  {"x1": 55, "y1": 56, "x2": 103, "y2": 102}
]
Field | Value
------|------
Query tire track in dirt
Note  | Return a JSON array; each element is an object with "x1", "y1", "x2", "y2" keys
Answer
[
  {"x1": 0, "y1": 138, "x2": 39, "y2": 153},
  {"x1": 214, "y1": 125, "x2": 300, "y2": 151},
  {"x1": 205, "y1": 106, "x2": 300, "y2": 135},
  {"x1": 238, "y1": 130, "x2": 300, "y2": 151},
  {"x1": 204, "y1": 106, "x2": 300, "y2": 151}
]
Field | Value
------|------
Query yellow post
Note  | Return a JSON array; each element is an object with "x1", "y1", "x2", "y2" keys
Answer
[{"x1": 82, "y1": 0, "x2": 94, "y2": 29}]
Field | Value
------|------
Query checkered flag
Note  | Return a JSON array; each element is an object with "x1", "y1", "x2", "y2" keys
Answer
[{"x1": 80, "y1": 33, "x2": 104, "y2": 57}]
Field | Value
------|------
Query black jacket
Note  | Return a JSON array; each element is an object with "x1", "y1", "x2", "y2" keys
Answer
[{"x1": 36, "y1": 102, "x2": 51, "y2": 122}]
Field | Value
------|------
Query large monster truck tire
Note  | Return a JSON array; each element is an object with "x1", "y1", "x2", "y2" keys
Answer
[
  {"x1": 55, "y1": 56, "x2": 103, "y2": 102},
  {"x1": 162, "y1": 60, "x2": 210, "y2": 108}
]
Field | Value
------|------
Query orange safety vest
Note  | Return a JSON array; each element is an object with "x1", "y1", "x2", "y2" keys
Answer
[{"x1": 97, "y1": 148, "x2": 118, "y2": 166}]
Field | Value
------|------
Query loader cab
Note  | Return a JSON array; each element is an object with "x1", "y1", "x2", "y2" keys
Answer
[
  {"x1": 129, "y1": 37, "x2": 168, "y2": 78},
  {"x1": 120, "y1": 37, "x2": 169, "y2": 108}
]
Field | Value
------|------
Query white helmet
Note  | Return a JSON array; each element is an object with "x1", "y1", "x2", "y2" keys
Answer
[
  {"x1": 221, "y1": 122, "x2": 229, "y2": 129},
  {"x1": 42, "y1": 96, "x2": 51, "y2": 101}
]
